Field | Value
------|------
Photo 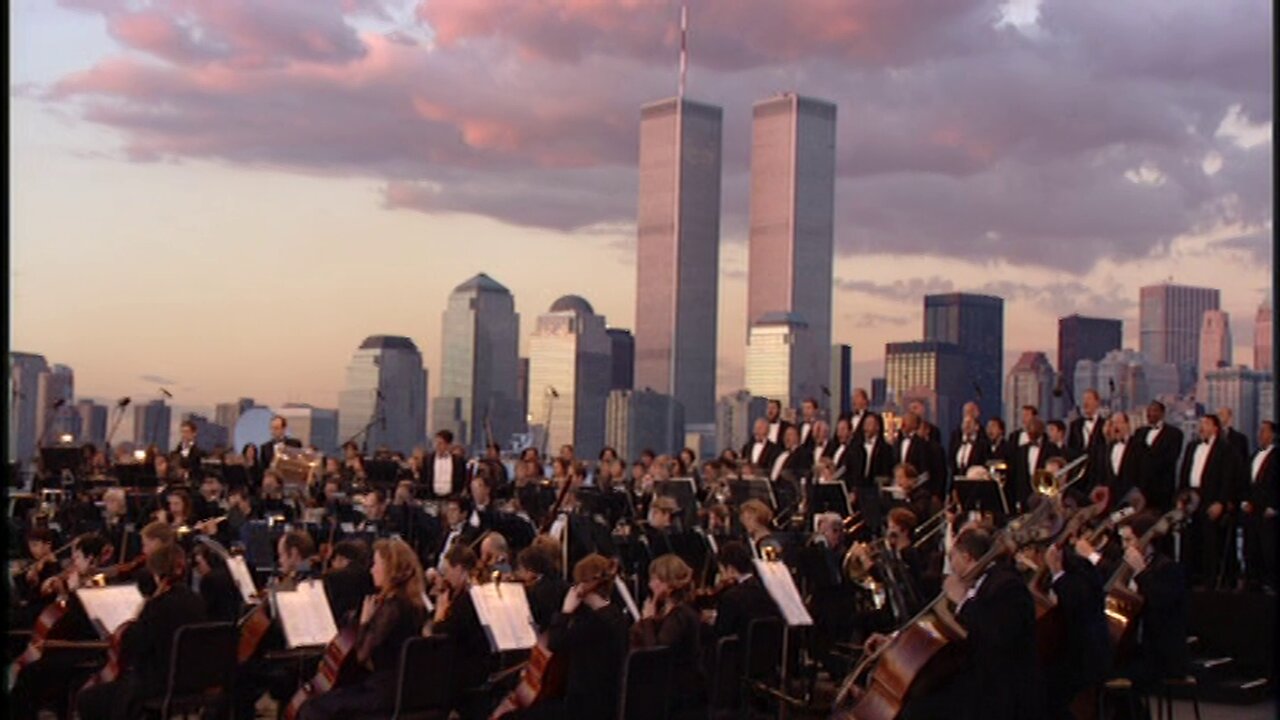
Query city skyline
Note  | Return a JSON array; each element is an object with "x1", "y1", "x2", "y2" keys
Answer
[{"x1": 10, "y1": 0, "x2": 1273, "y2": 413}]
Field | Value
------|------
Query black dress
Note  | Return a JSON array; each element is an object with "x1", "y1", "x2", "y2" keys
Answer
[{"x1": 630, "y1": 601, "x2": 705, "y2": 715}]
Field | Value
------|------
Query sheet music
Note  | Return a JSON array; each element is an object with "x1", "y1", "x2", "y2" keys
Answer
[
  {"x1": 76, "y1": 584, "x2": 145, "y2": 637},
  {"x1": 614, "y1": 576, "x2": 641, "y2": 622},
  {"x1": 226, "y1": 555, "x2": 259, "y2": 604},
  {"x1": 754, "y1": 560, "x2": 813, "y2": 627},
  {"x1": 469, "y1": 582, "x2": 537, "y2": 652},
  {"x1": 274, "y1": 580, "x2": 338, "y2": 649}
]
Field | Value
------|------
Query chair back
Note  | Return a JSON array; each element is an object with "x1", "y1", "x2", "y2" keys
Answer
[
  {"x1": 743, "y1": 617, "x2": 784, "y2": 689},
  {"x1": 163, "y1": 622, "x2": 237, "y2": 702},
  {"x1": 392, "y1": 636, "x2": 454, "y2": 717},
  {"x1": 617, "y1": 646, "x2": 673, "y2": 720},
  {"x1": 707, "y1": 635, "x2": 742, "y2": 716}
]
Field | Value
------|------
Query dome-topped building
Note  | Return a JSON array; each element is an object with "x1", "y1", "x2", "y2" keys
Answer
[
  {"x1": 358, "y1": 335, "x2": 419, "y2": 352},
  {"x1": 549, "y1": 295, "x2": 596, "y2": 316}
]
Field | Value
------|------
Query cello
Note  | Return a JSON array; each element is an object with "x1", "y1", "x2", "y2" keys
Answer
[
  {"x1": 831, "y1": 496, "x2": 1064, "y2": 720},
  {"x1": 281, "y1": 624, "x2": 364, "y2": 720}
]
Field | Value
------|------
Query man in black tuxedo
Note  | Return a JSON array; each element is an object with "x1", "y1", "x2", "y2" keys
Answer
[
  {"x1": 895, "y1": 412, "x2": 937, "y2": 496},
  {"x1": 948, "y1": 402, "x2": 982, "y2": 454},
  {"x1": 906, "y1": 400, "x2": 941, "y2": 450},
  {"x1": 1135, "y1": 401, "x2": 1184, "y2": 512},
  {"x1": 1104, "y1": 412, "x2": 1144, "y2": 501},
  {"x1": 872, "y1": 528, "x2": 1042, "y2": 720},
  {"x1": 1011, "y1": 418, "x2": 1061, "y2": 511},
  {"x1": 1067, "y1": 389, "x2": 1109, "y2": 491},
  {"x1": 1046, "y1": 421, "x2": 1073, "y2": 462},
  {"x1": 1178, "y1": 414, "x2": 1245, "y2": 588},
  {"x1": 259, "y1": 415, "x2": 302, "y2": 471},
  {"x1": 768, "y1": 425, "x2": 808, "y2": 516},
  {"x1": 984, "y1": 417, "x2": 1012, "y2": 468},
  {"x1": 1009, "y1": 405, "x2": 1039, "y2": 448},
  {"x1": 808, "y1": 420, "x2": 834, "y2": 469},
  {"x1": 796, "y1": 397, "x2": 821, "y2": 448},
  {"x1": 840, "y1": 388, "x2": 877, "y2": 437},
  {"x1": 708, "y1": 541, "x2": 781, "y2": 641},
  {"x1": 949, "y1": 416, "x2": 988, "y2": 486},
  {"x1": 851, "y1": 413, "x2": 894, "y2": 529},
  {"x1": 828, "y1": 417, "x2": 855, "y2": 478},
  {"x1": 171, "y1": 419, "x2": 206, "y2": 479},
  {"x1": 1217, "y1": 406, "x2": 1252, "y2": 465},
  {"x1": 741, "y1": 418, "x2": 780, "y2": 473},
  {"x1": 1041, "y1": 543, "x2": 1110, "y2": 719},
  {"x1": 1241, "y1": 421, "x2": 1277, "y2": 591},
  {"x1": 423, "y1": 429, "x2": 466, "y2": 499},
  {"x1": 1116, "y1": 512, "x2": 1189, "y2": 691},
  {"x1": 764, "y1": 399, "x2": 790, "y2": 445}
]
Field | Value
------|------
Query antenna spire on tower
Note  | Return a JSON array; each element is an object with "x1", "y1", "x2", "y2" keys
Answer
[{"x1": 678, "y1": 4, "x2": 688, "y2": 100}]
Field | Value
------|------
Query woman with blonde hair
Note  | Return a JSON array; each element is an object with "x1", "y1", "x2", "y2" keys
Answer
[
  {"x1": 297, "y1": 538, "x2": 426, "y2": 720},
  {"x1": 631, "y1": 554, "x2": 705, "y2": 716}
]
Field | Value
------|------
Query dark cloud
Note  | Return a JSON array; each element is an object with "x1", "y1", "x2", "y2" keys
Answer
[
  {"x1": 36, "y1": 0, "x2": 1273, "y2": 274},
  {"x1": 138, "y1": 374, "x2": 176, "y2": 385},
  {"x1": 847, "y1": 312, "x2": 911, "y2": 329}
]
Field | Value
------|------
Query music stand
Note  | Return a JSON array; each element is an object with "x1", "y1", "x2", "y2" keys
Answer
[
  {"x1": 364, "y1": 459, "x2": 399, "y2": 489},
  {"x1": 953, "y1": 476, "x2": 1010, "y2": 521},
  {"x1": 40, "y1": 446, "x2": 83, "y2": 476},
  {"x1": 656, "y1": 478, "x2": 699, "y2": 529},
  {"x1": 113, "y1": 463, "x2": 158, "y2": 489},
  {"x1": 808, "y1": 482, "x2": 852, "y2": 518},
  {"x1": 729, "y1": 477, "x2": 777, "y2": 510}
]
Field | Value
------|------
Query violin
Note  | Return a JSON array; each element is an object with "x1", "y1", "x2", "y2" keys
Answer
[{"x1": 692, "y1": 576, "x2": 736, "y2": 610}]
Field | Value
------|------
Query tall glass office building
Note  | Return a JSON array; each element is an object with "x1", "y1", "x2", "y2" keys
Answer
[
  {"x1": 1139, "y1": 283, "x2": 1220, "y2": 393},
  {"x1": 923, "y1": 293, "x2": 1004, "y2": 423},
  {"x1": 337, "y1": 335, "x2": 428, "y2": 455},
  {"x1": 438, "y1": 273, "x2": 522, "y2": 450},
  {"x1": 528, "y1": 296, "x2": 612, "y2": 459}
]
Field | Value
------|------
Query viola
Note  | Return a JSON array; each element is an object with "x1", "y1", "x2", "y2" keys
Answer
[
  {"x1": 78, "y1": 620, "x2": 134, "y2": 693},
  {"x1": 282, "y1": 625, "x2": 364, "y2": 720},
  {"x1": 1104, "y1": 492, "x2": 1197, "y2": 654},
  {"x1": 692, "y1": 577, "x2": 736, "y2": 610},
  {"x1": 6, "y1": 599, "x2": 72, "y2": 691}
]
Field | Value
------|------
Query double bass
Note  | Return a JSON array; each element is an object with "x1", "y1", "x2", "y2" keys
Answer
[
  {"x1": 282, "y1": 625, "x2": 364, "y2": 720},
  {"x1": 832, "y1": 497, "x2": 1064, "y2": 720}
]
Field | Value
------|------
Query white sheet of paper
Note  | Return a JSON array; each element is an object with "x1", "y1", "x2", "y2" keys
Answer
[
  {"x1": 226, "y1": 556, "x2": 259, "y2": 604},
  {"x1": 469, "y1": 582, "x2": 537, "y2": 652},
  {"x1": 274, "y1": 580, "x2": 338, "y2": 649},
  {"x1": 614, "y1": 576, "x2": 640, "y2": 622},
  {"x1": 754, "y1": 559, "x2": 813, "y2": 627},
  {"x1": 75, "y1": 584, "x2": 145, "y2": 637}
]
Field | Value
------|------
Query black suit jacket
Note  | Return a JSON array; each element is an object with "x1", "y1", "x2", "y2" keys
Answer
[
  {"x1": 838, "y1": 410, "x2": 881, "y2": 438},
  {"x1": 1068, "y1": 416, "x2": 1109, "y2": 491},
  {"x1": 432, "y1": 588, "x2": 492, "y2": 692},
  {"x1": 1179, "y1": 438, "x2": 1244, "y2": 508},
  {"x1": 712, "y1": 576, "x2": 780, "y2": 641},
  {"x1": 526, "y1": 574, "x2": 569, "y2": 633},
  {"x1": 324, "y1": 564, "x2": 376, "y2": 627},
  {"x1": 894, "y1": 434, "x2": 931, "y2": 479},
  {"x1": 1224, "y1": 428, "x2": 1251, "y2": 466},
  {"x1": 545, "y1": 603, "x2": 630, "y2": 719},
  {"x1": 171, "y1": 443, "x2": 206, "y2": 476},
  {"x1": 258, "y1": 437, "x2": 303, "y2": 470},
  {"x1": 422, "y1": 453, "x2": 467, "y2": 498},
  {"x1": 949, "y1": 436, "x2": 989, "y2": 480},
  {"x1": 954, "y1": 562, "x2": 1042, "y2": 720},
  {"x1": 766, "y1": 419, "x2": 792, "y2": 445},
  {"x1": 120, "y1": 584, "x2": 209, "y2": 697},
  {"x1": 849, "y1": 436, "x2": 894, "y2": 489},
  {"x1": 1133, "y1": 554, "x2": 1189, "y2": 682},
  {"x1": 741, "y1": 438, "x2": 781, "y2": 471},
  {"x1": 1047, "y1": 553, "x2": 1111, "y2": 696},
  {"x1": 770, "y1": 446, "x2": 811, "y2": 482},
  {"x1": 1247, "y1": 446, "x2": 1278, "y2": 512},
  {"x1": 1011, "y1": 440, "x2": 1062, "y2": 509},
  {"x1": 985, "y1": 438, "x2": 1012, "y2": 468},
  {"x1": 1136, "y1": 424, "x2": 1184, "y2": 511},
  {"x1": 1104, "y1": 439, "x2": 1144, "y2": 500}
]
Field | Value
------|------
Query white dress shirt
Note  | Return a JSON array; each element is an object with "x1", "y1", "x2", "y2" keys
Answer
[
  {"x1": 1189, "y1": 439, "x2": 1213, "y2": 489},
  {"x1": 900, "y1": 436, "x2": 913, "y2": 462},
  {"x1": 956, "y1": 437, "x2": 974, "y2": 470},
  {"x1": 1027, "y1": 442, "x2": 1043, "y2": 473},
  {"x1": 1253, "y1": 446, "x2": 1274, "y2": 482},
  {"x1": 863, "y1": 439, "x2": 877, "y2": 477},
  {"x1": 1110, "y1": 441, "x2": 1126, "y2": 475},
  {"x1": 768, "y1": 422, "x2": 782, "y2": 443},
  {"x1": 812, "y1": 442, "x2": 827, "y2": 468},
  {"x1": 433, "y1": 454, "x2": 454, "y2": 496},
  {"x1": 1083, "y1": 416, "x2": 1099, "y2": 445},
  {"x1": 1145, "y1": 423, "x2": 1164, "y2": 447},
  {"x1": 800, "y1": 423, "x2": 812, "y2": 444},
  {"x1": 771, "y1": 450, "x2": 790, "y2": 482},
  {"x1": 751, "y1": 440, "x2": 766, "y2": 465},
  {"x1": 833, "y1": 442, "x2": 848, "y2": 467},
  {"x1": 1018, "y1": 430, "x2": 1032, "y2": 447}
]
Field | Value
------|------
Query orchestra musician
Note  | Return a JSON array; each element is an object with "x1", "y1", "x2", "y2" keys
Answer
[
  {"x1": 426, "y1": 545, "x2": 491, "y2": 719},
  {"x1": 703, "y1": 540, "x2": 779, "y2": 642},
  {"x1": 507, "y1": 553, "x2": 630, "y2": 720},
  {"x1": 1136, "y1": 401, "x2": 1183, "y2": 512},
  {"x1": 171, "y1": 419, "x2": 205, "y2": 480},
  {"x1": 1105, "y1": 413, "x2": 1144, "y2": 501},
  {"x1": 807, "y1": 420, "x2": 833, "y2": 469},
  {"x1": 1067, "y1": 390, "x2": 1108, "y2": 491},
  {"x1": 1011, "y1": 418, "x2": 1059, "y2": 512},
  {"x1": 738, "y1": 500, "x2": 782, "y2": 559},
  {"x1": 840, "y1": 388, "x2": 877, "y2": 437},
  {"x1": 906, "y1": 400, "x2": 941, "y2": 448},
  {"x1": 322, "y1": 540, "x2": 376, "y2": 626},
  {"x1": 985, "y1": 417, "x2": 1013, "y2": 468},
  {"x1": 97, "y1": 487, "x2": 140, "y2": 563},
  {"x1": 950, "y1": 415, "x2": 988, "y2": 482},
  {"x1": 1178, "y1": 414, "x2": 1244, "y2": 588},
  {"x1": 1114, "y1": 511, "x2": 1190, "y2": 691},
  {"x1": 742, "y1": 418, "x2": 781, "y2": 470},
  {"x1": 515, "y1": 540, "x2": 569, "y2": 632},
  {"x1": 259, "y1": 415, "x2": 303, "y2": 472},
  {"x1": 806, "y1": 513, "x2": 857, "y2": 676},
  {"x1": 478, "y1": 531, "x2": 513, "y2": 576},
  {"x1": 630, "y1": 554, "x2": 704, "y2": 718},
  {"x1": 764, "y1": 399, "x2": 790, "y2": 445},
  {"x1": 190, "y1": 541, "x2": 242, "y2": 623},
  {"x1": 12, "y1": 528, "x2": 62, "y2": 626},
  {"x1": 1010, "y1": 405, "x2": 1040, "y2": 448},
  {"x1": 295, "y1": 538, "x2": 428, "y2": 720},
  {"x1": 1242, "y1": 420, "x2": 1277, "y2": 592},
  {"x1": 424, "y1": 430, "x2": 468, "y2": 499},
  {"x1": 76, "y1": 543, "x2": 207, "y2": 720},
  {"x1": 1038, "y1": 543, "x2": 1111, "y2": 718}
]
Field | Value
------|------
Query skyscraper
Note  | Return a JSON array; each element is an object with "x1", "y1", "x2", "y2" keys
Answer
[
  {"x1": 183, "y1": 413, "x2": 230, "y2": 451},
  {"x1": 830, "y1": 344, "x2": 852, "y2": 418},
  {"x1": 715, "y1": 390, "x2": 769, "y2": 453},
  {"x1": 1256, "y1": 296, "x2": 1274, "y2": 372},
  {"x1": 1139, "y1": 283, "x2": 1220, "y2": 393},
  {"x1": 634, "y1": 97, "x2": 722, "y2": 425},
  {"x1": 1058, "y1": 315, "x2": 1123, "y2": 401},
  {"x1": 215, "y1": 398, "x2": 256, "y2": 440},
  {"x1": 9, "y1": 352, "x2": 51, "y2": 466},
  {"x1": 1205, "y1": 366, "x2": 1268, "y2": 453},
  {"x1": 607, "y1": 328, "x2": 635, "y2": 391},
  {"x1": 133, "y1": 400, "x2": 172, "y2": 449},
  {"x1": 75, "y1": 399, "x2": 107, "y2": 447},
  {"x1": 923, "y1": 293, "x2": 1004, "y2": 421},
  {"x1": 884, "y1": 340, "x2": 967, "y2": 436},
  {"x1": 528, "y1": 296, "x2": 613, "y2": 459},
  {"x1": 1005, "y1": 352, "x2": 1060, "y2": 425},
  {"x1": 1197, "y1": 310, "x2": 1232, "y2": 400},
  {"x1": 36, "y1": 364, "x2": 76, "y2": 446},
  {"x1": 1075, "y1": 349, "x2": 1180, "y2": 412},
  {"x1": 337, "y1": 335, "x2": 428, "y2": 455},
  {"x1": 605, "y1": 389, "x2": 684, "y2": 461},
  {"x1": 277, "y1": 404, "x2": 339, "y2": 455},
  {"x1": 438, "y1": 273, "x2": 522, "y2": 450},
  {"x1": 744, "y1": 313, "x2": 816, "y2": 409},
  {"x1": 747, "y1": 93, "x2": 837, "y2": 409}
]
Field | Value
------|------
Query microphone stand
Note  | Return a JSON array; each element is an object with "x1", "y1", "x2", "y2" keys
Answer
[{"x1": 104, "y1": 401, "x2": 130, "y2": 457}]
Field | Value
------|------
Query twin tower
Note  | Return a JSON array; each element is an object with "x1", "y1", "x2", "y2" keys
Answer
[{"x1": 634, "y1": 93, "x2": 837, "y2": 426}]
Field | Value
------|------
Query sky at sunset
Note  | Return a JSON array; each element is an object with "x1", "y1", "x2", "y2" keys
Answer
[{"x1": 10, "y1": 0, "x2": 1274, "y2": 426}]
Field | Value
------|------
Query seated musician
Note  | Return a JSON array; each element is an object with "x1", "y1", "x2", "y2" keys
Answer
[
  {"x1": 426, "y1": 545, "x2": 492, "y2": 719},
  {"x1": 259, "y1": 471, "x2": 296, "y2": 522},
  {"x1": 190, "y1": 541, "x2": 242, "y2": 623},
  {"x1": 643, "y1": 495, "x2": 681, "y2": 557},
  {"x1": 296, "y1": 538, "x2": 428, "y2": 720},
  {"x1": 469, "y1": 472, "x2": 500, "y2": 532},
  {"x1": 120, "y1": 521, "x2": 178, "y2": 597},
  {"x1": 77, "y1": 543, "x2": 208, "y2": 720},
  {"x1": 1040, "y1": 542, "x2": 1110, "y2": 719},
  {"x1": 357, "y1": 488, "x2": 389, "y2": 533},
  {"x1": 515, "y1": 541, "x2": 569, "y2": 632},
  {"x1": 98, "y1": 488, "x2": 140, "y2": 563},
  {"x1": 739, "y1": 499, "x2": 783, "y2": 559},
  {"x1": 194, "y1": 473, "x2": 226, "y2": 522},
  {"x1": 1114, "y1": 511, "x2": 1189, "y2": 690},
  {"x1": 478, "y1": 531, "x2": 514, "y2": 577},
  {"x1": 12, "y1": 532, "x2": 114, "y2": 719},
  {"x1": 890, "y1": 463, "x2": 940, "y2": 526},
  {"x1": 885, "y1": 507, "x2": 939, "y2": 605},
  {"x1": 223, "y1": 485, "x2": 257, "y2": 544},
  {"x1": 509, "y1": 553, "x2": 632, "y2": 720},
  {"x1": 12, "y1": 528, "x2": 61, "y2": 627},
  {"x1": 866, "y1": 528, "x2": 1043, "y2": 720},
  {"x1": 323, "y1": 539, "x2": 376, "y2": 626},
  {"x1": 704, "y1": 540, "x2": 779, "y2": 641},
  {"x1": 630, "y1": 554, "x2": 705, "y2": 718}
]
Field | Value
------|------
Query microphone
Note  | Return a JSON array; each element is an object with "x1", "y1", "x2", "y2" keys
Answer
[
  {"x1": 118, "y1": 397, "x2": 132, "y2": 408},
  {"x1": 52, "y1": 398, "x2": 66, "y2": 409},
  {"x1": 1052, "y1": 376, "x2": 1064, "y2": 398},
  {"x1": 160, "y1": 388, "x2": 173, "y2": 398},
  {"x1": 820, "y1": 385, "x2": 831, "y2": 397},
  {"x1": 972, "y1": 382, "x2": 983, "y2": 400}
]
